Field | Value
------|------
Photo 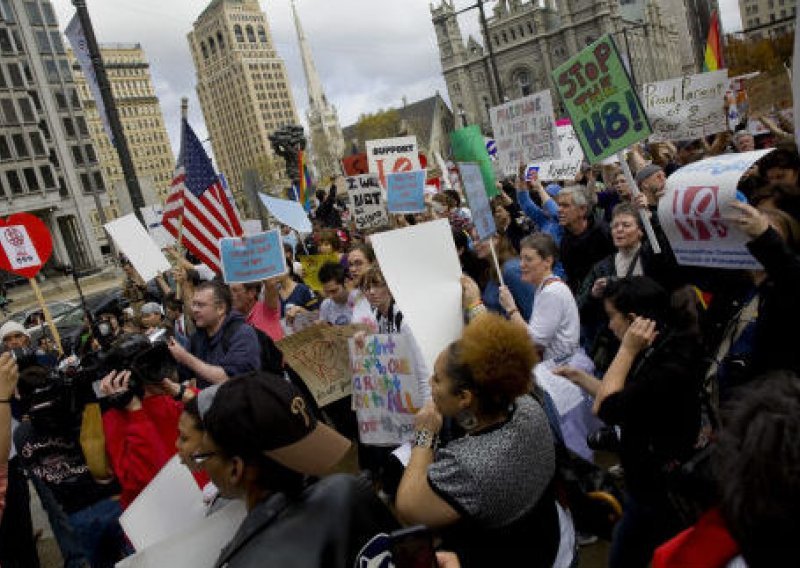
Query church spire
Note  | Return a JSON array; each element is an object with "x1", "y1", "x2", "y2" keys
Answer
[{"x1": 291, "y1": 0, "x2": 326, "y2": 109}]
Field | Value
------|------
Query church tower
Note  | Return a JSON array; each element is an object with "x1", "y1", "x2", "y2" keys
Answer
[{"x1": 291, "y1": 0, "x2": 345, "y2": 180}]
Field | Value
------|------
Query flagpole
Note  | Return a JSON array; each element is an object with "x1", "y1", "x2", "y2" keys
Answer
[{"x1": 176, "y1": 97, "x2": 188, "y2": 298}]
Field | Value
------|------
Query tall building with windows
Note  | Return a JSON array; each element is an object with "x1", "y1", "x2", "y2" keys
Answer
[
  {"x1": 188, "y1": 0, "x2": 300, "y2": 216},
  {"x1": 0, "y1": 0, "x2": 108, "y2": 269},
  {"x1": 739, "y1": 0, "x2": 796, "y2": 37},
  {"x1": 431, "y1": 0, "x2": 682, "y2": 134},
  {"x1": 68, "y1": 43, "x2": 175, "y2": 219}
]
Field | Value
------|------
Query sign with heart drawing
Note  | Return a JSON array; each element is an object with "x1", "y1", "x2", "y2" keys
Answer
[{"x1": 0, "y1": 213, "x2": 53, "y2": 278}]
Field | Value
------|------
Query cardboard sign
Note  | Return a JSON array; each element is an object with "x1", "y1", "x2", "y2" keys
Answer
[
  {"x1": 747, "y1": 67, "x2": 793, "y2": 116},
  {"x1": 489, "y1": 89, "x2": 560, "y2": 175},
  {"x1": 298, "y1": 253, "x2": 341, "y2": 292},
  {"x1": 346, "y1": 174, "x2": 389, "y2": 231},
  {"x1": 386, "y1": 170, "x2": 426, "y2": 214},
  {"x1": 277, "y1": 324, "x2": 365, "y2": 407},
  {"x1": 533, "y1": 119, "x2": 585, "y2": 181},
  {"x1": 365, "y1": 136, "x2": 421, "y2": 189},
  {"x1": 552, "y1": 35, "x2": 652, "y2": 164},
  {"x1": 450, "y1": 125, "x2": 498, "y2": 197},
  {"x1": 459, "y1": 162, "x2": 496, "y2": 242},
  {"x1": 657, "y1": 149, "x2": 774, "y2": 269},
  {"x1": 643, "y1": 70, "x2": 729, "y2": 142},
  {"x1": 219, "y1": 230, "x2": 286, "y2": 284},
  {"x1": 0, "y1": 213, "x2": 52, "y2": 279},
  {"x1": 370, "y1": 219, "x2": 463, "y2": 374},
  {"x1": 350, "y1": 333, "x2": 422, "y2": 446},
  {"x1": 342, "y1": 153, "x2": 369, "y2": 176},
  {"x1": 105, "y1": 214, "x2": 171, "y2": 282}
]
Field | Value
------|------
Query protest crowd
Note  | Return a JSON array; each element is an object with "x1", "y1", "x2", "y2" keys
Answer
[{"x1": 2, "y1": 31, "x2": 800, "y2": 568}]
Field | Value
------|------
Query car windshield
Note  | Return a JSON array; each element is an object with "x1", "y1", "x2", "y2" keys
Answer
[{"x1": 57, "y1": 306, "x2": 87, "y2": 328}]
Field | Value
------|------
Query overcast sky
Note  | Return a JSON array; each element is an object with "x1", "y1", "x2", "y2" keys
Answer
[{"x1": 51, "y1": 0, "x2": 743, "y2": 158}]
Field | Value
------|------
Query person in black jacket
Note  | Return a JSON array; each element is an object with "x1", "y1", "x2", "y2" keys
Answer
[{"x1": 193, "y1": 373, "x2": 398, "y2": 568}]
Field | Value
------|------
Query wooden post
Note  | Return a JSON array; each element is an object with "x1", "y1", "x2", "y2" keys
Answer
[
  {"x1": 617, "y1": 150, "x2": 661, "y2": 254},
  {"x1": 29, "y1": 278, "x2": 63, "y2": 356}
]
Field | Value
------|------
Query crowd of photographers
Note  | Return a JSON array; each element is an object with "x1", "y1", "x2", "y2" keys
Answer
[{"x1": 1, "y1": 129, "x2": 800, "y2": 567}]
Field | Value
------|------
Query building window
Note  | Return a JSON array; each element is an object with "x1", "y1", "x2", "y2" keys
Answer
[
  {"x1": 7, "y1": 170, "x2": 23, "y2": 194},
  {"x1": 23, "y1": 168, "x2": 38, "y2": 191},
  {"x1": 41, "y1": 1, "x2": 56, "y2": 25},
  {"x1": 35, "y1": 30, "x2": 50, "y2": 53},
  {"x1": 44, "y1": 60, "x2": 58, "y2": 83},
  {"x1": 512, "y1": 68, "x2": 532, "y2": 96},
  {"x1": 29, "y1": 132, "x2": 45, "y2": 156},
  {"x1": 76, "y1": 116, "x2": 88, "y2": 137},
  {"x1": 1, "y1": 99, "x2": 17, "y2": 124},
  {"x1": 24, "y1": 1, "x2": 42, "y2": 25},
  {"x1": 54, "y1": 90, "x2": 68, "y2": 110},
  {"x1": 502, "y1": 31, "x2": 508, "y2": 43},
  {"x1": 234, "y1": 25, "x2": 244, "y2": 42},
  {"x1": 0, "y1": 136, "x2": 10, "y2": 160},
  {"x1": 17, "y1": 97, "x2": 33, "y2": 122},
  {"x1": 7, "y1": 63, "x2": 23, "y2": 86},
  {"x1": 80, "y1": 173, "x2": 92, "y2": 193},
  {"x1": 93, "y1": 171, "x2": 104, "y2": 191},
  {"x1": 200, "y1": 42, "x2": 208, "y2": 58},
  {"x1": 71, "y1": 145, "x2": 83, "y2": 165},
  {"x1": 40, "y1": 165, "x2": 55, "y2": 188},
  {"x1": 217, "y1": 31, "x2": 225, "y2": 50},
  {"x1": 0, "y1": 0, "x2": 16, "y2": 23},
  {"x1": 12, "y1": 134, "x2": 28, "y2": 157},
  {"x1": 63, "y1": 117, "x2": 75, "y2": 138},
  {"x1": 50, "y1": 31, "x2": 64, "y2": 53},
  {"x1": 209, "y1": 37, "x2": 216, "y2": 54},
  {"x1": 246, "y1": 25, "x2": 256, "y2": 42},
  {"x1": 0, "y1": 28, "x2": 14, "y2": 53},
  {"x1": 84, "y1": 143, "x2": 96, "y2": 163},
  {"x1": 258, "y1": 26, "x2": 267, "y2": 43}
]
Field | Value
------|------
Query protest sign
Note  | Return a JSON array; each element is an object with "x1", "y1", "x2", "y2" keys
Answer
[
  {"x1": 258, "y1": 193, "x2": 312, "y2": 234},
  {"x1": 242, "y1": 220, "x2": 262, "y2": 236},
  {"x1": 489, "y1": 90, "x2": 560, "y2": 175},
  {"x1": 657, "y1": 149, "x2": 774, "y2": 269},
  {"x1": 140, "y1": 205, "x2": 176, "y2": 249},
  {"x1": 346, "y1": 174, "x2": 389, "y2": 231},
  {"x1": 105, "y1": 214, "x2": 171, "y2": 282},
  {"x1": 342, "y1": 152, "x2": 369, "y2": 176},
  {"x1": 533, "y1": 119, "x2": 585, "y2": 181},
  {"x1": 746, "y1": 67, "x2": 793, "y2": 116},
  {"x1": 277, "y1": 324, "x2": 365, "y2": 407},
  {"x1": 552, "y1": 34, "x2": 652, "y2": 164},
  {"x1": 459, "y1": 162, "x2": 496, "y2": 242},
  {"x1": 386, "y1": 170, "x2": 426, "y2": 214},
  {"x1": 0, "y1": 213, "x2": 51, "y2": 278},
  {"x1": 643, "y1": 70, "x2": 728, "y2": 142},
  {"x1": 370, "y1": 219, "x2": 463, "y2": 373},
  {"x1": 120, "y1": 456, "x2": 206, "y2": 552},
  {"x1": 365, "y1": 136, "x2": 421, "y2": 189},
  {"x1": 298, "y1": 252, "x2": 341, "y2": 292},
  {"x1": 350, "y1": 333, "x2": 422, "y2": 446},
  {"x1": 450, "y1": 125, "x2": 498, "y2": 197},
  {"x1": 219, "y1": 230, "x2": 286, "y2": 284}
]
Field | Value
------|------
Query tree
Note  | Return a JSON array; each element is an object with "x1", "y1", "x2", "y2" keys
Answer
[{"x1": 353, "y1": 109, "x2": 402, "y2": 147}]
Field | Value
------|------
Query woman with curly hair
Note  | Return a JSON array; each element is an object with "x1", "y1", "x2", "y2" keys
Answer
[{"x1": 395, "y1": 313, "x2": 561, "y2": 568}]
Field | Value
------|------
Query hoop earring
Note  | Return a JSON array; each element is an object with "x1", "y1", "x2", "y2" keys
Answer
[{"x1": 456, "y1": 409, "x2": 479, "y2": 432}]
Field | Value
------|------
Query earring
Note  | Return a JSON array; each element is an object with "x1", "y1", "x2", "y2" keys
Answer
[{"x1": 456, "y1": 409, "x2": 479, "y2": 432}]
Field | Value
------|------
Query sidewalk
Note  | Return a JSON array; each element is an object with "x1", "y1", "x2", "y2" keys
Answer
[{"x1": 5, "y1": 267, "x2": 125, "y2": 314}]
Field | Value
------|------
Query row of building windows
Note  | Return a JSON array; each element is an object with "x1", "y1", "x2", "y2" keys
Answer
[
  {"x1": 493, "y1": 20, "x2": 537, "y2": 47},
  {"x1": 0, "y1": 130, "x2": 46, "y2": 159},
  {"x1": 200, "y1": 24, "x2": 269, "y2": 59},
  {"x1": 22, "y1": 1, "x2": 57, "y2": 28},
  {"x1": 0, "y1": 165, "x2": 58, "y2": 196}
]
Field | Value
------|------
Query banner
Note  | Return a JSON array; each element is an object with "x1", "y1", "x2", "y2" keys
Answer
[
  {"x1": 386, "y1": 170, "x2": 426, "y2": 214},
  {"x1": 365, "y1": 136, "x2": 421, "y2": 189},
  {"x1": 277, "y1": 324, "x2": 365, "y2": 407},
  {"x1": 370, "y1": 219, "x2": 463, "y2": 373},
  {"x1": 350, "y1": 333, "x2": 421, "y2": 446},
  {"x1": 533, "y1": 119, "x2": 585, "y2": 181},
  {"x1": 551, "y1": 35, "x2": 651, "y2": 164},
  {"x1": 746, "y1": 67, "x2": 793, "y2": 116},
  {"x1": 657, "y1": 149, "x2": 774, "y2": 269},
  {"x1": 219, "y1": 230, "x2": 286, "y2": 284},
  {"x1": 450, "y1": 125, "x2": 498, "y2": 197},
  {"x1": 298, "y1": 252, "x2": 341, "y2": 292},
  {"x1": 458, "y1": 163, "x2": 496, "y2": 242},
  {"x1": 104, "y1": 214, "x2": 171, "y2": 282},
  {"x1": 258, "y1": 193, "x2": 312, "y2": 234},
  {"x1": 346, "y1": 174, "x2": 389, "y2": 231},
  {"x1": 489, "y1": 89, "x2": 560, "y2": 175},
  {"x1": 643, "y1": 70, "x2": 728, "y2": 142}
]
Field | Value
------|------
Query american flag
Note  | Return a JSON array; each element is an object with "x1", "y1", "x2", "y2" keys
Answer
[{"x1": 162, "y1": 119, "x2": 243, "y2": 272}]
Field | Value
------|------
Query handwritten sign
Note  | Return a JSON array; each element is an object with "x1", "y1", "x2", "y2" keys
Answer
[
  {"x1": 657, "y1": 149, "x2": 774, "y2": 269},
  {"x1": 346, "y1": 174, "x2": 390, "y2": 231},
  {"x1": 365, "y1": 136, "x2": 421, "y2": 189},
  {"x1": 533, "y1": 119, "x2": 585, "y2": 181},
  {"x1": 349, "y1": 333, "x2": 421, "y2": 446},
  {"x1": 298, "y1": 252, "x2": 341, "y2": 292},
  {"x1": 219, "y1": 230, "x2": 286, "y2": 284},
  {"x1": 489, "y1": 89, "x2": 560, "y2": 176},
  {"x1": 552, "y1": 35, "x2": 651, "y2": 164},
  {"x1": 459, "y1": 162, "x2": 496, "y2": 242},
  {"x1": 386, "y1": 170, "x2": 426, "y2": 214},
  {"x1": 277, "y1": 324, "x2": 365, "y2": 407},
  {"x1": 643, "y1": 70, "x2": 728, "y2": 142}
]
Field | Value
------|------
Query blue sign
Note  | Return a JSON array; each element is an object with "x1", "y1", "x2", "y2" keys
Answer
[
  {"x1": 220, "y1": 229, "x2": 287, "y2": 284},
  {"x1": 485, "y1": 138, "x2": 497, "y2": 158},
  {"x1": 458, "y1": 162, "x2": 497, "y2": 242},
  {"x1": 386, "y1": 170, "x2": 425, "y2": 214}
]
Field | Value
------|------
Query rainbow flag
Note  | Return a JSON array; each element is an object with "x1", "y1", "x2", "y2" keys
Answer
[
  {"x1": 703, "y1": 10, "x2": 724, "y2": 72},
  {"x1": 297, "y1": 149, "x2": 313, "y2": 211}
]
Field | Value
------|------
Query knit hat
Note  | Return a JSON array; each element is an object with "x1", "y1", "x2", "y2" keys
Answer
[
  {"x1": 0, "y1": 321, "x2": 29, "y2": 341},
  {"x1": 635, "y1": 164, "x2": 663, "y2": 186}
]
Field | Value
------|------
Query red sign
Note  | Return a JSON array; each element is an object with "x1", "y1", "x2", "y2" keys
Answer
[
  {"x1": 0, "y1": 213, "x2": 53, "y2": 278},
  {"x1": 671, "y1": 186, "x2": 728, "y2": 241},
  {"x1": 342, "y1": 153, "x2": 369, "y2": 176}
]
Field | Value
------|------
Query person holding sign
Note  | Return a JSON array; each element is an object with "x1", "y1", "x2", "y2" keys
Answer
[{"x1": 395, "y1": 314, "x2": 562, "y2": 568}]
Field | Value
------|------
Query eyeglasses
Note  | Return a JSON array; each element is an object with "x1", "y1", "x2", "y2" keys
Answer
[{"x1": 189, "y1": 451, "x2": 218, "y2": 465}]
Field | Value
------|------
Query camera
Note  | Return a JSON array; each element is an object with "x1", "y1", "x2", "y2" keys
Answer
[{"x1": 587, "y1": 426, "x2": 621, "y2": 453}]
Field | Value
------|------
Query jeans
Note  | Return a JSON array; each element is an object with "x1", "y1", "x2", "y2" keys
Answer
[
  {"x1": 68, "y1": 498, "x2": 126, "y2": 568},
  {"x1": 609, "y1": 492, "x2": 683, "y2": 568}
]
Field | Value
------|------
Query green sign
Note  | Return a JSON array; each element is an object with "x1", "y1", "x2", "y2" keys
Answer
[
  {"x1": 551, "y1": 35, "x2": 651, "y2": 164},
  {"x1": 450, "y1": 125, "x2": 498, "y2": 198}
]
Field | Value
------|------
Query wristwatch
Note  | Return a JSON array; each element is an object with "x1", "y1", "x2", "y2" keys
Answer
[{"x1": 414, "y1": 428, "x2": 439, "y2": 450}]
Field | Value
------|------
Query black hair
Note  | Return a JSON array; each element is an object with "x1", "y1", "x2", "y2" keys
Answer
[
  {"x1": 195, "y1": 280, "x2": 232, "y2": 313},
  {"x1": 602, "y1": 276, "x2": 670, "y2": 325},
  {"x1": 758, "y1": 148, "x2": 800, "y2": 178},
  {"x1": 714, "y1": 373, "x2": 800, "y2": 567},
  {"x1": 183, "y1": 396, "x2": 203, "y2": 430},
  {"x1": 318, "y1": 261, "x2": 346, "y2": 286},
  {"x1": 444, "y1": 189, "x2": 461, "y2": 208}
]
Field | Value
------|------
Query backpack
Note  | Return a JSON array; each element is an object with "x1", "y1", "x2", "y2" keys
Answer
[{"x1": 187, "y1": 318, "x2": 285, "y2": 376}]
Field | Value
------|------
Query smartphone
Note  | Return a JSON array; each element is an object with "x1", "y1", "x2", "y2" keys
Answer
[
  {"x1": 389, "y1": 525, "x2": 437, "y2": 568},
  {"x1": 525, "y1": 165, "x2": 540, "y2": 182}
]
